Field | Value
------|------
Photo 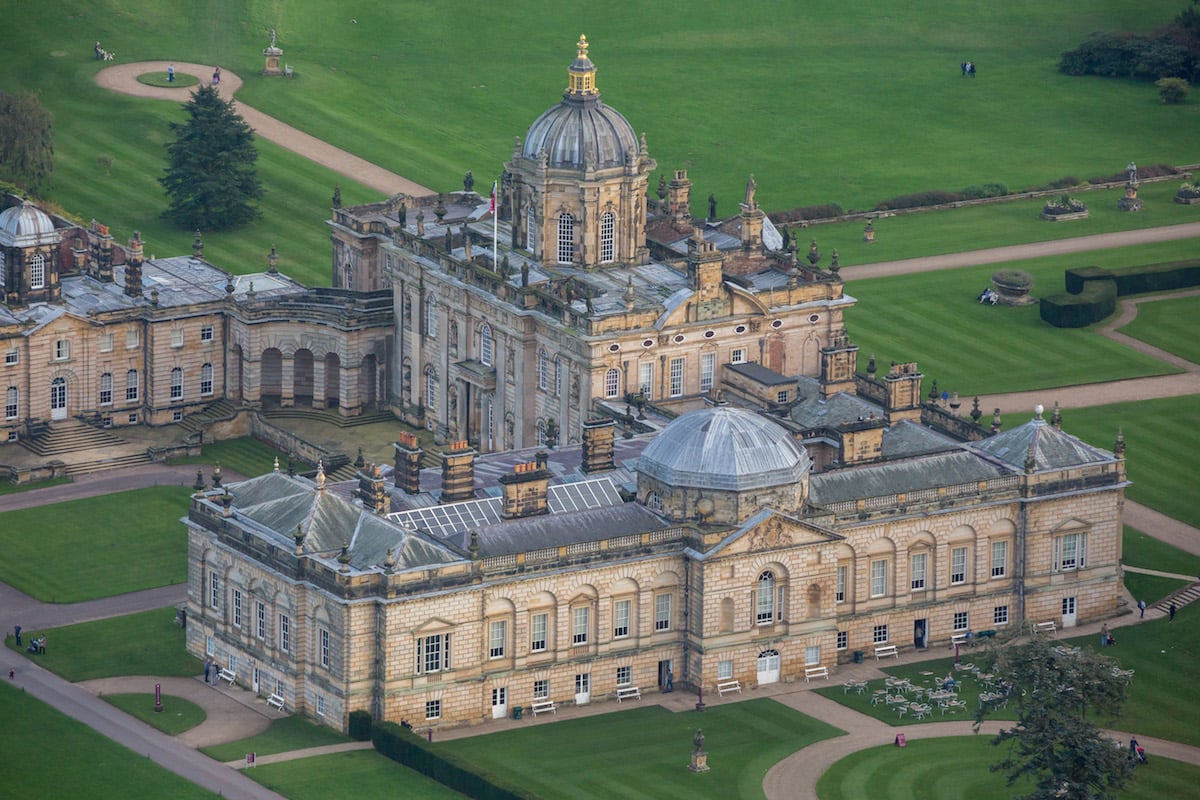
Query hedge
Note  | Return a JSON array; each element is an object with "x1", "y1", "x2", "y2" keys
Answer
[
  {"x1": 1040, "y1": 279, "x2": 1117, "y2": 328},
  {"x1": 372, "y1": 721, "x2": 538, "y2": 800},
  {"x1": 1043, "y1": 258, "x2": 1200, "y2": 327}
]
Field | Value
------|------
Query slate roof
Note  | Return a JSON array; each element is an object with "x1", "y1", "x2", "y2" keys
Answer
[
  {"x1": 808, "y1": 449, "x2": 1007, "y2": 506},
  {"x1": 969, "y1": 414, "x2": 1116, "y2": 471},
  {"x1": 444, "y1": 502, "x2": 669, "y2": 557}
]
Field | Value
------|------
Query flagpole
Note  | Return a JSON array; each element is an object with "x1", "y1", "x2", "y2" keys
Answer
[{"x1": 491, "y1": 180, "x2": 498, "y2": 270}]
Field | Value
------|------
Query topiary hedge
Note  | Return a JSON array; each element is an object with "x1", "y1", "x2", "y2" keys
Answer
[
  {"x1": 1040, "y1": 279, "x2": 1117, "y2": 328},
  {"x1": 372, "y1": 721, "x2": 538, "y2": 800},
  {"x1": 1045, "y1": 258, "x2": 1200, "y2": 327},
  {"x1": 348, "y1": 709, "x2": 373, "y2": 741}
]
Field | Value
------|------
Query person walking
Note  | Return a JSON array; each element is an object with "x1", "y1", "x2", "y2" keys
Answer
[
  {"x1": 1100, "y1": 623, "x2": 1109, "y2": 647},
  {"x1": 1169, "y1": 602, "x2": 1177, "y2": 622},
  {"x1": 212, "y1": 66, "x2": 221, "y2": 86},
  {"x1": 1138, "y1": 599, "x2": 1146, "y2": 618},
  {"x1": 168, "y1": 64, "x2": 175, "y2": 83}
]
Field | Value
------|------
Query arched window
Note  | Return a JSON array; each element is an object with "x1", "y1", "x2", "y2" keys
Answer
[
  {"x1": 170, "y1": 367, "x2": 183, "y2": 400},
  {"x1": 480, "y1": 324, "x2": 494, "y2": 367},
  {"x1": 553, "y1": 356, "x2": 562, "y2": 396},
  {"x1": 125, "y1": 369, "x2": 139, "y2": 402},
  {"x1": 604, "y1": 368, "x2": 620, "y2": 398},
  {"x1": 525, "y1": 206, "x2": 537, "y2": 254},
  {"x1": 537, "y1": 349, "x2": 548, "y2": 390},
  {"x1": 537, "y1": 418, "x2": 547, "y2": 446},
  {"x1": 30, "y1": 253, "x2": 45, "y2": 290},
  {"x1": 424, "y1": 365, "x2": 437, "y2": 411},
  {"x1": 200, "y1": 363, "x2": 214, "y2": 396},
  {"x1": 425, "y1": 293, "x2": 438, "y2": 337},
  {"x1": 557, "y1": 214, "x2": 574, "y2": 264},
  {"x1": 0, "y1": 249, "x2": 6, "y2": 287},
  {"x1": 485, "y1": 395, "x2": 494, "y2": 451},
  {"x1": 756, "y1": 571, "x2": 777, "y2": 625},
  {"x1": 99, "y1": 372, "x2": 113, "y2": 405},
  {"x1": 343, "y1": 262, "x2": 353, "y2": 290},
  {"x1": 600, "y1": 211, "x2": 615, "y2": 263},
  {"x1": 5, "y1": 386, "x2": 17, "y2": 419}
]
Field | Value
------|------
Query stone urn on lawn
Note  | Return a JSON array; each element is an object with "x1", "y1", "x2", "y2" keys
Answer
[{"x1": 990, "y1": 270, "x2": 1035, "y2": 305}]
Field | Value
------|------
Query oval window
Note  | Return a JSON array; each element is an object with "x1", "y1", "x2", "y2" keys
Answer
[
  {"x1": 771, "y1": 319, "x2": 783, "y2": 329},
  {"x1": 734, "y1": 324, "x2": 747, "y2": 335},
  {"x1": 642, "y1": 339, "x2": 654, "y2": 348},
  {"x1": 608, "y1": 343, "x2": 621, "y2": 353},
  {"x1": 703, "y1": 330, "x2": 715, "y2": 339}
]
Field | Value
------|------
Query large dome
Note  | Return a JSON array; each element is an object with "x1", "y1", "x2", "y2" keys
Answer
[
  {"x1": 638, "y1": 405, "x2": 812, "y2": 492},
  {"x1": 0, "y1": 200, "x2": 59, "y2": 248},
  {"x1": 521, "y1": 35, "x2": 639, "y2": 170}
]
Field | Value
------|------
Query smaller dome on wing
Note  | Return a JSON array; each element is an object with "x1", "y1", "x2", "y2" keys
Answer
[{"x1": 0, "y1": 201, "x2": 59, "y2": 248}]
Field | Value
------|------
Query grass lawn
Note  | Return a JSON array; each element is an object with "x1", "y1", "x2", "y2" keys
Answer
[
  {"x1": 247, "y1": 749, "x2": 466, "y2": 800},
  {"x1": 102, "y1": 692, "x2": 206, "y2": 735},
  {"x1": 5, "y1": 607, "x2": 201, "y2": 682},
  {"x1": 842, "y1": 239, "x2": 1191, "y2": 397},
  {"x1": 1118, "y1": 293, "x2": 1200, "y2": 365},
  {"x1": 0, "y1": 486, "x2": 192, "y2": 603},
  {"x1": 0, "y1": 476, "x2": 72, "y2": 496},
  {"x1": 1012, "y1": 397, "x2": 1200, "y2": 529},
  {"x1": 167, "y1": 436, "x2": 313, "y2": 478},
  {"x1": 0, "y1": 681, "x2": 217, "y2": 799},
  {"x1": 439, "y1": 698, "x2": 842, "y2": 799},
  {"x1": 4, "y1": 1, "x2": 1197, "y2": 285},
  {"x1": 1124, "y1": 525, "x2": 1200, "y2": 578},
  {"x1": 202, "y1": 716, "x2": 349, "y2": 762},
  {"x1": 815, "y1": 735, "x2": 1200, "y2": 800}
]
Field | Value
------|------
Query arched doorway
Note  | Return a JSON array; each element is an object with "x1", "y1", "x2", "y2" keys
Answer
[
  {"x1": 50, "y1": 377, "x2": 67, "y2": 420},
  {"x1": 324, "y1": 353, "x2": 341, "y2": 408},
  {"x1": 261, "y1": 348, "x2": 282, "y2": 405},
  {"x1": 231, "y1": 345, "x2": 244, "y2": 402},
  {"x1": 358, "y1": 354, "x2": 377, "y2": 409},
  {"x1": 757, "y1": 649, "x2": 780, "y2": 686},
  {"x1": 293, "y1": 349, "x2": 314, "y2": 406}
]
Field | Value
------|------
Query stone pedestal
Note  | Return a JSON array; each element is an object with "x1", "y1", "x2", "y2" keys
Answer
[
  {"x1": 688, "y1": 751, "x2": 710, "y2": 773},
  {"x1": 263, "y1": 47, "x2": 283, "y2": 76},
  {"x1": 1117, "y1": 184, "x2": 1143, "y2": 212}
]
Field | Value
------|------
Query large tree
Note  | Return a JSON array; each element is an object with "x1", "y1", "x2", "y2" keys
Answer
[
  {"x1": 160, "y1": 85, "x2": 262, "y2": 230},
  {"x1": 0, "y1": 91, "x2": 54, "y2": 192},
  {"x1": 973, "y1": 638, "x2": 1134, "y2": 800}
]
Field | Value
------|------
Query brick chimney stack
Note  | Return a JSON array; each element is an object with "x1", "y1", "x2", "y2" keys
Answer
[
  {"x1": 439, "y1": 440, "x2": 476, "y2": 503},
  {"x1": 124, "y1": 231, "x2": 144, "y2": 298},
  {"x1": 355, "y1": 463, "x2": 391, "y2": 515},
  {"x1": 883, "y1": 361, "x2": 924, "y2": 425},
  {"x1": 499, "y1": 458, "x2": 552, "y2": 519},
  {"x1": 89, "y1": 220, "x2": 114, "y2": 282},
  {"x1": 581, "y1": 418, "x2": 616, "y2": 474},
  {"x1": 394, "y1": 431, "x2": 424, "y2": 495}
]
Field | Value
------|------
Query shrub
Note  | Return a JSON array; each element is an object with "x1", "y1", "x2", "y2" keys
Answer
[
  {"x1": 771, "y1": 203, "x2": 844, "y2": 224},
  {"x1": 874, "y1": 190, "x2": 962, "y2": 210},
  {"x1": 1043, "y1": 175, "x2": 1081, "y2": 190},
  {"x1": 348, "y1": 710, "x2": 373, "y2": 741},
  {"x1": 1058, "y1": 33, "x2": 1194, "y2": 80},
  {"x1": 1040, "y1": 279, "x2": 1117, "y2": 327},
  {"x1": 1157, "y1": 77, "x2": 1190, "y2": 103},
  {"x1": 959, "y1": 182, "x2": 1009, "y2": 199}
]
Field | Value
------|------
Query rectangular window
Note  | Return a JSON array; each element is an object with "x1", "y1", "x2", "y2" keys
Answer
[
  {"x1": 125, "y1": 370, "x2": 139, "y2": 402},
  {"x1": 200, "y1": 363, "x2": 214, "y2": 396},
  {"x1": 604, "y1": 369, "x2": 620, "y2": 399},
  {"x1": 425, "y1": 699, "x2": 441, "y2": 720},
  {"x1": 316, "y1": 695, "x2": 325, "y2": 717},
  {"x1": 910, "y1": 552, "x2": 927, "y2": 590},
  {"x1": 209, "y1": 572, "x2": 220, "y2": 609},
  {"x1": 54, "y1": 340, "x2": 69, "y2": 361},
  {"x1": 319, "y1": 628, "x2": 330, "y2": 668},
  {"x1": 991, "y1": 541, "x2": 1008, "y2": 578},
  {"x1": 575, "y1": 673, "x2": 590, "y2": 694},
  {"x1": 232, "y1": 590, "x2": 243, "y2": 628},
  {"x1": 533, "y1": 679, "x2": 549, "y2": 700},
  {"x1": 170, "y1": 369, "x2": 183, "y2": 400},
  {"x1": 805, "y1": 645, "x2": 821, "y2": 666},
  {"x1": 126, "y1": 330, "x2": 138, "y2": 349},
  {"x1": 613, "y1": 599, "x2": 630, "y2": 639},
  {"x1": 994, "y1": 605, "x2": 1009, "y2": 626},
  {"x1": 836, "y1": 631, "x2": 849, "y2": 650},
  {"x1": 639, "y1": 362, "x2": 653, "y2": 398},
  {"x1": 5, "y1": 388, "x2": 16, "y2": 420},
  {"x1": 5, "y1": 350, "x2": 17, "y2": 365},
  {"x1": 731, "y1": 348, "x2": 746, "y2": 364},
  {"x1": 1056, "y1": 533, "x2": 1086, "y2": 572},
  {"x1": 489, "y1": 620, "x2": 506, "y2": 659},
  {"x1": 953, "y1": 611, "x2": 969, "y2": 631},
  {"x1": 171, "y1": 328, "x2": 184, "y2": 348},
  {"x1": 99, "y1": 373, "x2": 113, "y2": 406},
  {"x1": 530, "y1": 613, "x2": 547, "y2": 652},
  {"x1": 717, "y1": 659, "x2": 733, "y2": 680},
  {"x1": 669, "y1": 357, "x2": 684, "y2": 398},
  {"x1": 256, "y1": 602, "x2": 266, "y2": 639},
  {"x1": 776, "y1": 389, "x2": 789, "y2": 403},
  {"x1": 100, "y1": 333, "x2": 113, "y2": 352},
  {"x1": 275, "y1": 679, "x2": 284, "y2": 698},
  {"x1": 416, "y1": 633, "x2": 451, "y2": 674},
  {"x1": 205, "y1": 636, "x2": 215, "y2": 657},
  {"x1": 654, "y1": 594, "x2": 671, "y2": 631},
  {"x1": 200, "y1": 326, "x2": 214, "y2": 342},
  {"x1": 279, "y1": 614, "x2": 291, "y2": 653},
  {"x1": 870, "y1": 559, "x2": 887, "y2": 598},
  {"x1": 572, "y1": 606, "x2": 589, "y2": 645},
  {"x1": 951, "y1": 546, "x2": 967, "y2": 584},
  {"x1": 873, "y1": 624, "x2": 889, "y2": 644},
  {"x1": 700, "y1": 352, "x2": 715, "y2": 393},
  {"x1": 836, "y1": 565, "x2": 846, "y2": 603},
  {"x1": 616, "y1": 666, "x2": 631, "y2": 687}
]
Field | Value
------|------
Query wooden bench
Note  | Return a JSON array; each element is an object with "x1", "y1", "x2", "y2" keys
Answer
[
  {"x1": 217, "y1": 668, "x2": 237, "y2": 686},
  {"x1": 874, "y1": 644, "x2": 899, "y2": 660},
  {"x1": 616, "y1": 686, "x2": 641, "y2": 702},
  {"x1": 804, "y1": 665, "x2": 830, "y2": 682},
  {"x1": 1033, "y1": 621, "x2": 1057, "y2": 636},
  {"x1": 716, "y1": 679, "x2": 742, "y2": 697},
  {"x1": 530, "y1": 700, "x2": 557, "y2": 716},
  {"x1": 266, "y1": 693, "x2": 285, "y2": 711}
]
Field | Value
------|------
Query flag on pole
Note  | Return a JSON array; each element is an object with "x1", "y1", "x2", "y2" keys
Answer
[{"x1": 489, "y1": 182, "x2": 497, "y2": 214}]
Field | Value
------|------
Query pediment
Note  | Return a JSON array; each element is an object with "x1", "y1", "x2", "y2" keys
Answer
[
  {"x1": 715, "y1": 512, "x2": 832, "y2": 557},
  {"x1": 413, "y1": 616, "x2": 456, "y2": 634}
]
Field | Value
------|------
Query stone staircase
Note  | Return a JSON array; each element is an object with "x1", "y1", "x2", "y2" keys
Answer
[
  {"x1": 18, "y1": 419, "x2": 153, "y2": 475},
  {"x1": 177, "y1": 399, "x2": 241, "y2": 435},
  {"x1": 1153, "y1": 581, "x2": 1200, "y2": 613},
  {"x1": 259, "y1": 406, "x2": 396, "y2": 429}
]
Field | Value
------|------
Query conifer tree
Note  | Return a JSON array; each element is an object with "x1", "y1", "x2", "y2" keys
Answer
[
  {"x1": 0, "y1": 91, "x2": 54, "y2": 192},
  {"x1": 160, "y1": 86, "x2": 262, "y2": 230}
]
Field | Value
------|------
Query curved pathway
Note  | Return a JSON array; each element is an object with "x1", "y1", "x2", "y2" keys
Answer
[{"x1": 95, "y1": 62, "x2": 433, "y2": 198}]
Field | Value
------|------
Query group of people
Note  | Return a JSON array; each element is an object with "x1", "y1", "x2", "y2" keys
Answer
[
  {"x1": 202, "y1": 657, "x2": 222, "y2": 685},
  {"x1": 960, "y1": 60, "x2": 977, "y2": 77},
  {"x1": 94, "y1": 41, "x2": 114, "y2": 62},
  {"x1": 977, "y1": 287, "x2": 999, "y2": 305},
  {"x1": 1128, "y1": 737, "x2": 1148, "y2": 765},
  {"x1": 1099, "y1": 623, "x2": 1116, "y2": 647}
]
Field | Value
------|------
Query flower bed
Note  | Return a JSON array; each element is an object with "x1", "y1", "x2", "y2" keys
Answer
[
  {"x1": 1041, "y1": 195, "x2": 1089, "y2": 220},
  {"x1": 1175, "y1": 182, "x2": 1200, "y2": 205}
]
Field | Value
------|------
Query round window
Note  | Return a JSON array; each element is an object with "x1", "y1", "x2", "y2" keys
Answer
[{"x1": 808, "y1": 313, "x2": 821, "y2": 324}]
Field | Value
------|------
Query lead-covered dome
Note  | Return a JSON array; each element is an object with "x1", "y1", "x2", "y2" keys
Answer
[
  {"x1": 0, "y1": 200, "x2": 59, "y2": 248},
  {"x1": 521, "y1": 35, "x2": 639, "y2": 170},
  {"x1": 638, "y1": 405, "x2": 812, "y2": 492}
]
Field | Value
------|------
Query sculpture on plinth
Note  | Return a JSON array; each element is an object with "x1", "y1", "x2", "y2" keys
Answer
[
  {"x1": 688, "y1": 728, "x2": 710, "y2": 773},
  {"x1": 262, "y1": 27, "x2": 284, "y2": 77},
  {"x1": 1117, "y1": 161, "x2": 1143, "y2": 212}
]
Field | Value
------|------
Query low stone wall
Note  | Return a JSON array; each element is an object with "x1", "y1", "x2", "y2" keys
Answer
[{"x1": 249, "y1": 414, "x2": 340, "y2": 466}]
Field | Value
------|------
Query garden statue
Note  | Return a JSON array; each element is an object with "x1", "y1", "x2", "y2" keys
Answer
[
  {"x1": 1126, "y1": 161, "x2": 1138, "y2": 186},
  {"x1": 708, "y1": 193, "x2": 717, "y2": 221},
  {"x1": 693, "y1": 729, "x2": 705, "y2": 754},
  {"x1": 744, "y1": 174, "x2": 757, "y2": 207},
  {"x1": 463, "y1": 171, "x2": 475, "y2": 192},
  {"x1": 398, "y1": 202, "x2": 407, "y2": 226},
  {"x1": 332, "y1": 185, "x2": 341, "y2": 209}
]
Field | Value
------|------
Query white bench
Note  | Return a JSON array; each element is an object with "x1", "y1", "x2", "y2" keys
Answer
[
  {"x1": 530, "y1": 700, "x2": 557, "y2": 716},
  {"x1": 266, "y1": 693, "x2": 285, "y2": 711},
  {"x1": 716, "y1": 679, "x2": 742, "y2": 697},
  {"x1": 804, "y1": 665, "x2": 830, "y2": 682},
  {"x1": 217, "y1": 668, "x2": 237, "y2": 686},
  {"x1": 874, "y1": 644, "x2": 899, "y2": 660},
  {"x1": 616, "y1": 686, "x2": 641, "y2": 702},
  {"x1": 284, "y1": 64, "x2": 294, "y2": 78},
  {"x1": 1033, "y1": 621, "x2": 1057, "y2": 636},
  {"x1": 950, "y1": 633, "x2": 970, "y2": 648}
]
